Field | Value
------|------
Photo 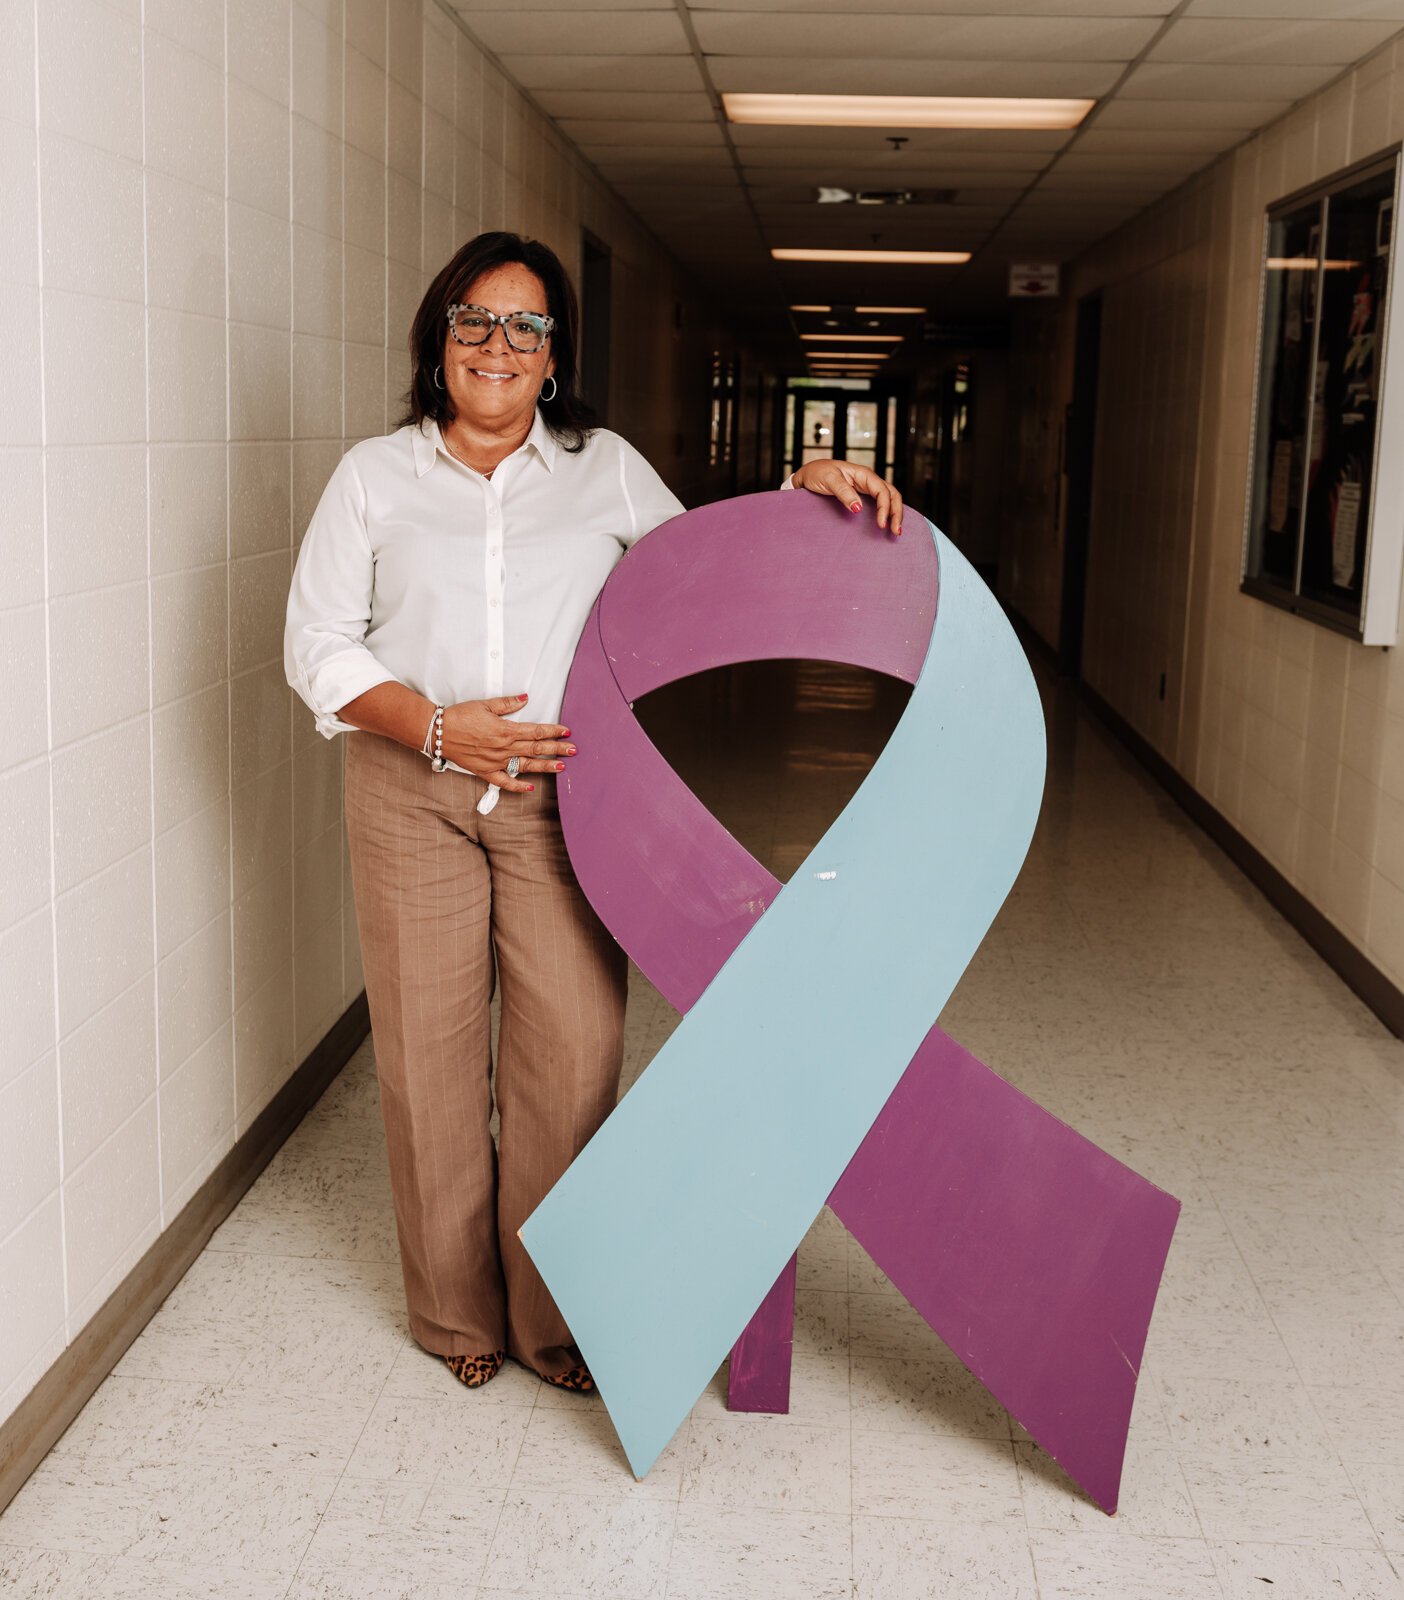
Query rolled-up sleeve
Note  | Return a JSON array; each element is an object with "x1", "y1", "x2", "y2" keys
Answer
[{"x1": 284, "y1": 450, "x2": 397, "y2": 738}]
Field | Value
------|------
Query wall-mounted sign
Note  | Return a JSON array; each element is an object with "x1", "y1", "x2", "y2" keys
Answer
[{"x1": 1009, "y1": 263, "x2": 1060, "y2": 298}]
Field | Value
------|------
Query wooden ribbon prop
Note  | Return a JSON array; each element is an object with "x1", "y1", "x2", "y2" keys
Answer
[{"x1": 520, "y1": 493, "x2": 1179, "y2": 1512}]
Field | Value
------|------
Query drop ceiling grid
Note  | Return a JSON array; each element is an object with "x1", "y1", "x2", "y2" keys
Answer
[{"x1": 448, "y1": 0, "x2": 1404, "y2": 341}]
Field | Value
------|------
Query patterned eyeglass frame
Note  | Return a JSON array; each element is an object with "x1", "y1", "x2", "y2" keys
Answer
[{"x1": 447, "y1": 303, "x2": 556, "y2": 352}]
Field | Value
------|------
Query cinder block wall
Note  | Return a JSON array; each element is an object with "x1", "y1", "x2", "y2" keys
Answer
[
  {"x1": 1001, "y1": 39, "x2": 1404, "y2": 1001},
  {"x1": 0, "y1": 0, "x2": 726, "y2": 1431}
]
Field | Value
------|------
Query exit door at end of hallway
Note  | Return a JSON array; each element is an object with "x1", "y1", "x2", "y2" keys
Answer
[{"x1": 786, "y1": 389, "x2": 902, "y2": 482}]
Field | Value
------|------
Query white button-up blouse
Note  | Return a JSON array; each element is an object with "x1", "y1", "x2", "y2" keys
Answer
[{"x1": 284, "y1": 413, "x2": 686, "y2": 744}]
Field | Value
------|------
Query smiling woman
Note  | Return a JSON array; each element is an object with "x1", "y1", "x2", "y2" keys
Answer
[
  {"x1": 400, "y1": 232, "x2": 597, "y2": 465},
  {"x1": 283, "y1": 229, "x2": 903, "y2": 1401}
]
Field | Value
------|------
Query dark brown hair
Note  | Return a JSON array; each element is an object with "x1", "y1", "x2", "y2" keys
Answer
[{"x1": 398, "y1": 231, "x2": 596, "y2": 452}]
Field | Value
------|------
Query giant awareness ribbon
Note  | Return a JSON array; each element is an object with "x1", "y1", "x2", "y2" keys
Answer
[{"x1": 521, "y1": 493, "x2": 1179, "y2": 1511}]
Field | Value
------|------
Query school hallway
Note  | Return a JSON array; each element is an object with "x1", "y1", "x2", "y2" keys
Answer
[{"x1": 2, "y1": 660, "x2": 1402, "y2": 1600}]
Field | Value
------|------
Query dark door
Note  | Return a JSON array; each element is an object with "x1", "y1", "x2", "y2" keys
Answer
[
  {"x1": 580, "y1": 231, "x2": 612, "y2": 424},
  {"x1": 1060, "y1": 292, "x2": 1102, "y2": 677}
]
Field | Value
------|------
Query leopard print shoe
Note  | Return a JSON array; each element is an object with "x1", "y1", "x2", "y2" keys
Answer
[
  {"x1": 542, "y1": 1363, "x2": 595, "y2": 1394},
  {"x1": 444, "y1": 1350, "x2": 506, "y2": 1388}
]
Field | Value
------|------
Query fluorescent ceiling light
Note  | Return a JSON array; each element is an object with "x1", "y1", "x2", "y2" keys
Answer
[
  {"x1": 807, "y1": 351, "x2": 888, "y2": 361},
  {"x1": 790, "y1": 304, "x2": 832, "y2": 312},
  {"x1": 773, "y1": 248, "x2": 970, "y2": 265},
  {"x1": 725, "y1": 93, "x2": 1093, "y2": 131},
  {"x1": 855, "y1": 305, "x2": 926, "y2": 314},
  {"x1": 1267, "y1": 257, "x2": 1362, "y2": 270},
  {"x1": 800, "y1": 334, "x2": 903, "y2": 343}
]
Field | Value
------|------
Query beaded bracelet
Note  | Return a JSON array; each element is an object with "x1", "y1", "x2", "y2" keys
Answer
[{"x1": 425, "y1": 704, "x2": 447, "y2": 772}]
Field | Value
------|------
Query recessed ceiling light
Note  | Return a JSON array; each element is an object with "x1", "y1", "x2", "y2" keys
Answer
[
  {"x1": 773, "y1": 248, "x2": 970, "y2": 265},
  {"x1": 726, "y1": 93, "x2": 1093, "y2": 131},
  {"x1": 800, "y1": 334, "x2": 903, "y2": 343},
  {"x1": 790, "y1": 304, "x2": 832, "y2": 312},
  {"x1": 855, "y1": 306, "x2": 926, "y2": 314}
]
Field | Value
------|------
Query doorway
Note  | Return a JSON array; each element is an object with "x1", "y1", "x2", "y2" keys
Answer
[
  {"x1": 1060, "y1": 292, "x2": 1102, "y2": 677},
  {"x1": 785, "y1": 387, "x2": 903, "y2": 483},
  {"x1": 580, "y1": 231, "x2": 612, "y2": 425}
]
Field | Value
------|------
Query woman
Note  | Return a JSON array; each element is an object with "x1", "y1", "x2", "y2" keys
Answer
[{"x1": 285, "y1": 231, "x2": 904, "y2": 1392}]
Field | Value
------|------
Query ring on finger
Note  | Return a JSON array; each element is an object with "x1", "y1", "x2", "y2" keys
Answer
[{"x1": 505, "y1": 755, "x2": 522, "y2": 779}]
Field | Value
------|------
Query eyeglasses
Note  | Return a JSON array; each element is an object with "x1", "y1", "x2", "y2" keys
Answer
[{"x1": 447, "y1": 303, "x2": 556, "y2": 354}]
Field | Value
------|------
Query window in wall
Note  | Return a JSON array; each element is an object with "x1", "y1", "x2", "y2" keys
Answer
[
  {"x1": 708, "y1": 353, "x2": 738, "y2": 469},
  {"x1": 1244, "y1": 150, "x2": 1404, "y2": 644},
  {"x1": 782, "y1": 390, "x2": 797, "y2": 481}
]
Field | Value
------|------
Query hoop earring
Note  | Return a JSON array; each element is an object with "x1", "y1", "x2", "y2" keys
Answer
[
  {"x1": 434, "y1": 365, "x2": 445, "y2": 389},
  {"x1": 540, "y1": 375, "x2": 557, "y2": 403}
]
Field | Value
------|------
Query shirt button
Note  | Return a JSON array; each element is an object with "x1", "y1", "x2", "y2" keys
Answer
[
  {"x1": 490, "y1": 597, "x2": 499, "y2": 607},
  {"x1": 490, "y1": 649, "x2": 500, "y2": 659},
  {"x1": 489, "y1": 547, "x2": 499, "y2": 557}
]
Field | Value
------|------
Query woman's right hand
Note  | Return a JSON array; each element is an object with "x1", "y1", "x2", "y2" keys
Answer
[{"x1": 440, "y1": 694, "x2": 576, "y2": 791}]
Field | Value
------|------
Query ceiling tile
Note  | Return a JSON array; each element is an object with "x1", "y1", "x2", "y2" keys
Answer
[
  {"x1": 591, "y1": 145, "x2": 734, "y2": 167},
  {"x1": 454, "y1": 0, "x2": 671, "y2": 8},
  {"x1": 757, "y1": 205, "x2": 1010, "y2": 229},
  {"x1": 557, "y1": 119, "x2": 726, "y2": 146},
  {"x1": 1119, "y1": 60, "x2": 1340, "y2": 97},
  {"x1": 1036, "y1": 172, "x2": 1183, "y2": 193},
  {"x1": 454, "y1": 9, "x2": 691, "y2": 54},
  {"x1": 1090, "y1": 96, "x2": 1291, "y2": 127},
  {"x1": 1147, "y1": 17, "x2": 1400, "y2": 63},
  {"x1": 531, "y1": 90, "x2": 716, "y2": 119},
  {"x1": 1052, "y1": 150, "x2": 1212, "y2": 177},
  {"x1": 1073, "y1": 126, "x2": 1243, "y2": 153},
  {"x1": 691, "y1": 0, "x2": 1175, "y2": 11},
  {"x1": 1184, "y1": 0, "x2": 1404, "y2": 17},
  {"x1": 738, "y1": 149, "x2": 1050, "y2": 174},
  {"x1": 1015, "y1": 191, "x2": 1155, "y2": 211},
  {"x1": 694, "y1": 12, "x2": 1161, "y2": 59},
  {"x1": 612, "y1": 180, "x2": 743, "y2": 200},
  {"x1": 708, "y1": 56, "x2": 1124, "y2": 97},
  {"x1": 583, "y1": 157, "x2": 736, "y2": 181},
  {"x1": 498, "y1": 54, "x2": 707, "y2": 92}
]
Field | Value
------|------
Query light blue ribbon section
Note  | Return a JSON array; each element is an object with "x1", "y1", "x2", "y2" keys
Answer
[{"x1": 521, "y1": 524, "x2": 1047, "y2": 1475}]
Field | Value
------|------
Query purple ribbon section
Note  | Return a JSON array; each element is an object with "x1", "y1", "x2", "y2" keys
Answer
[{"x1": 558, "y1": 492, "x2": 1179, "y2": 1512}]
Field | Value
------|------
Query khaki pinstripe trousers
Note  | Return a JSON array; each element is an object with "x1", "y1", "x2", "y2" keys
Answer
[{"x1": 343, "y1": 731, "x2": 627, "y2": 1376}]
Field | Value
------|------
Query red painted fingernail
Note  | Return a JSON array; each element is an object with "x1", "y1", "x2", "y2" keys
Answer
[
  {"x1": 566, "y1": 748, "x2": 577, "y2": 755},
  {"x1": 518, "y1": 694, "x2": 529, "y2": 702},
  {"x1": 554, "y1": 763, "x2": 564, "y2": 771},
  {"x1": 850, "y1": 502, "x2": 861, "y2": 513},
  {"x1": 527, "y1": 783, "x2": 535, "y2": 791}
]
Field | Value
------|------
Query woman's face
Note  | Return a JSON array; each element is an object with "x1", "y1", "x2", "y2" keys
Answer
[{"x1": 442, "y1": 262, "x2": 556, "y2": 434}]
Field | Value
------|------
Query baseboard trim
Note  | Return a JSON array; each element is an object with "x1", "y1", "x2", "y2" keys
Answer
[
  {"x1": 0, "y1": 993, "x2": 371, "y2": 1515},
  {"x1": 1081, "y1": 683, "x2": 1404, "y2": 1041}
]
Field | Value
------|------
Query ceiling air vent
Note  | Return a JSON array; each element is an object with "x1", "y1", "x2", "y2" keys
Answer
[{"x1": 815, "y1": 187, "x2": 957, "y2": 206}]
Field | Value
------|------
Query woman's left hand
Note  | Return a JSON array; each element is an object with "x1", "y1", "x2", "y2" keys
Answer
[{"x1": 791, "y1": 459, "x2": 904, "y2": 536}]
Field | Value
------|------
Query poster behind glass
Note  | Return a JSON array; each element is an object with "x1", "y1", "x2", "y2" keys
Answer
[
  {"x1": 1246, "y1": 201, "x2": 1319, "y2": 589},
  {"x1": 1300, "y1": 172, "x2": 1393, "y2": 607},
  {"x1": 1244, "y1": 156, "x2": 1398, "y2": 632}
]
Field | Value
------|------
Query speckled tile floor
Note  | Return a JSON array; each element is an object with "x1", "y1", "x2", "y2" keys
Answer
[{"x1": 3, "y1": 662, "x2": 1403, "y2": 1599}]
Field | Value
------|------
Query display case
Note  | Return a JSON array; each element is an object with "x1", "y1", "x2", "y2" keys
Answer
[{"x1": 1243, "y1": 149, "x2": 1404, "y2": 644}]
